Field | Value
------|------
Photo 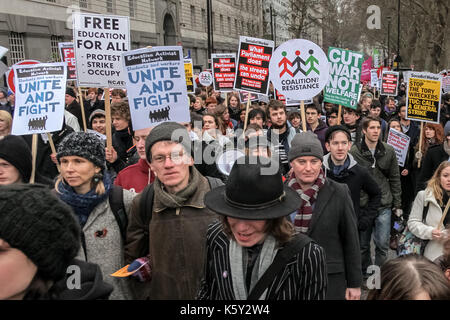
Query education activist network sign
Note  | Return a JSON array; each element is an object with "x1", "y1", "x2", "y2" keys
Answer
[
  {"x1": 73, "y1": 12, "x2": 130, "y2": 88},
  {"x1": 122, "y1": 46, "x2": 190, "y2": 131},
  {"x1": 11, "y1": 62, "x2": 67, "y2": 135},
  {"x1": 269, "y1": 39, "x2": 329, "y2": 100},
  {"x1": 324, "y1": 47, "x2": 363, "y2": 109},
  {"x1": 406, "y1": 72, "x2": 442, "y2": 124}
]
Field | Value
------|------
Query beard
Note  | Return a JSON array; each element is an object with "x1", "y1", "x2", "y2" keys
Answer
[{"x1": 271, "y1": 121, "x2": 286, "y2": 130}]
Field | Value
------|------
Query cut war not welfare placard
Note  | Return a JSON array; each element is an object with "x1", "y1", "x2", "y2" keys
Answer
[
  {"x1": 324, "y1": 47, "x2": 363, "y2": 109},
  {"x1": 73, "y1": 12, "x2": 130, "y2": 88},
  {"x1": 123, "y1": 46, "x2": 190, "y2": 131},
  {"x1": 234, "y1": 36, "x2": 274, "y2": 95},
  {"x1": 12, "y1": 62, "x2": 67, "y2": 135},
  {"x1": 406, "y1": 72, "x2": 442, "y2": 124}
]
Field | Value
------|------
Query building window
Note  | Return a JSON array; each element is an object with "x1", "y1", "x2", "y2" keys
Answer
[
  {"x1": 106, "y1": 0, "x2": 114, "y2": 13},
  {"x1": 8, "y1": 32, "x2": 25, "y2": 65},
  {"x1": 79, "y1": 0, "x2": 87, "y2": 9},
  {"x1": 234, "y1": 18, "x2": 238, "y2": 34},
  {"x1": 129, "y1": 0, "x2": 136, "y2": 18},
  {"x1": 190, "y1": 6, "x2": 196, "y2": 28},
  {"x1": 228, "y1": 17, "x2": 231, "y2": 34},
  {"x1": 220, "y1": 15, "x2": 224, "y2": 34},
  {"x1": 202, "y1": 9, "x2": 206, "y2": 32},
  {"x1": 212, "y1": 12, "x2": 215, "y2": 31},
  {"x1": 51, "y1": 35, "x2": 63, "y2": 61}
]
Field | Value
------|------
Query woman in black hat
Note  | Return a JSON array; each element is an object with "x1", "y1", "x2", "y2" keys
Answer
[{"x1": 197, "y1": 156, "x2": 327, "y2": 300}]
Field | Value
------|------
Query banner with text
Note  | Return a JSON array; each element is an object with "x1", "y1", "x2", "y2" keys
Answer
[
  {"x1": 73, "y1": 12, "x2": 130, "y2": 88},
  {"x1": 381, "y1": 71, "x2": 399, "y2": 96},
  {"x1": 58, "y1": 42, "x2": 77, "y2": 80},
  {"x1": 184, "y1": 59, "x2": 194, "y2": 93},
  {"x1": 406, "y1": 72, "x2": 442, "y2": 124},
  {"x1": 269, "y1": 39, "x2": 329, "y2": 101},
  {"x1": 123, "y1": 46, "x2": 190, "y2": 131},
  {"x1": 12, "y1": 62, "x2": 67, "y2": 135},
  {"x1": 212, "y1": 53, "x2": 236, "y2": 92},
  {"x1": 387, "y1": 128, "x2": 410, "y2": 167},
  {"x1": 234, "y1": 36, "x2": 274, "y2": 95},
  {"x1": 323, "y1": 47, "x2": 363, "y2": 109}
]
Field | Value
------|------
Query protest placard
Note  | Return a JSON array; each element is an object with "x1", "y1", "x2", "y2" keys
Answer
[
  {"x1": 275, "y1": 89, "x2": 304, "y2": 106},
  {"x1": 73, "y1": 12, "x2": 130, "y2": 88},
  {"x1": 212, "y1": 53, "x2": 236, "y2": 92},
  {"x1": 373, "y1": 49, "x2": 381, "y2": 68},
  {"x1": 269, "y1": 39, "x2": 329, "y2": 101},
  {"x1": 6, "y1": 60, "x2": 41, "y2": 93},
  {"x1": 11, "y1": 62, "x2": 67, "y2": 135},
  {"x1": 323, "y1": 47, "x2": 363, "y2": 109},
  {"x1": 122, "y1": 46, "x2": 190, "y2": 131},
  {"x1": 0, "y1": 45, "x2": 7, "y2": 58},
  {"x1": 184, "y1": 59, "x2": 194, "y2": 93},
  {"x1": 406, "y1": 72, "x2": 442, "y2": 124},
  {"x1": 381, "y1": 71, "x2": 399, "y2": 96},
  {"x1": 199, "y1": 71, "x2": 213, "y2": 87},
  {"x1": 387, "y1": 128, "x2": 410, "y2": 167},
  {"x1": 370, "y1": 69, "x2": 378, "y2": 88},
  {"x1": 360, "y1": 56, "x2": 372, "y2": 82},
  {"x1": 58, "y1": 42, "x2": 77, "y2": 80},
  {"x1": 443, "y1": 75, "x2": 450, "y2": 94},
  {"x1": 239, "y1": 90, "x2": 258, "y2": 103},
  {"x1": 234, "y1": 36, "x2": 274, "y2": 95}
]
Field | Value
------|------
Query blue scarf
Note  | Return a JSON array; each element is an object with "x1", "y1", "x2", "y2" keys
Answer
[
  {"x1": 57, "y1": 172, "x2": 112, "y2": 227},
  {"x1": 330, "y1": 156, "x2": 351, "y2": 178}
]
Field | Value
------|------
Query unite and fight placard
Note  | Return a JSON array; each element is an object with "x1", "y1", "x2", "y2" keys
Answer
[
  {"x1": 406, "y1": 72, "x2": 442, "y2": 124},
  {"x1": 234, "y1": 36, "x2": 274, "y2": 95},
  {"x1": 122, "y1": 46, "x2": 190, "y2": 131},
  {"x1": 12, "y1": 62, "x2": 67, "y2": 135},
  {"x1": 73, "y1": 12, "x2": 130, "y2": 88},
  {"x1": 212, "y1": 53, "x2": 236, "y2": 92}
]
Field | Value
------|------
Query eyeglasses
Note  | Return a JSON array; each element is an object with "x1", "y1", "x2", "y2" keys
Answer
[{"x1": 151, "y1": 151, "x2": 185, "y2": 164}]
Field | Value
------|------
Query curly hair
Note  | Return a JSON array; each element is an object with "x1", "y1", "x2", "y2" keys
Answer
[{"x1": 110, "y1": 101, "x2": 131, "y2": 123}]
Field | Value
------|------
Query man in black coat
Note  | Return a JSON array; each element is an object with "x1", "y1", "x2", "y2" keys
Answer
[
  {"x1": 323, "y1": 126, "x2": 381, "y2": 232},
  {"x1": 287, "y1": 132, "x2": 362, "y2": 300}
]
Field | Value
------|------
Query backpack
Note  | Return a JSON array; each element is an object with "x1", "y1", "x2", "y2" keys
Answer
[
  {"x1": 138, "y1": 176, "x2": 223, "y2": 257},
  {"x1": 108, "y1": 185, "x2": 128, "y2": 241},
  {"x1": 397, "y1": 204, "x2": 430, "y2": 256}
]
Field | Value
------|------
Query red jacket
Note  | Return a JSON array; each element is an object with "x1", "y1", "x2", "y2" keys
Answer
[{"x1": 114, "y1": 158, "x2": 155, "y2": 193}]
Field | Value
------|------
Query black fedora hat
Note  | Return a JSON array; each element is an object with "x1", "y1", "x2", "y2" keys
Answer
[{"x1": 204, "y1": 156, "x2": 301, "y2": 220}]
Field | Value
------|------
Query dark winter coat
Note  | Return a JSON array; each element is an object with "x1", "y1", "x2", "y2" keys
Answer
[
  {"x1": 416, "y1": 143, "x2": 450, "y2": 193},
  {"x1": 350, "y1": 139, "x2": 402, "y2": 209},
  {"x1": 289, "y1": 178, "x2": 362, "y2": 299},
  {"x1": 307, "y1": 120, "x2": 328, "y2": 152},
  {"x1": 66, "y1": 100, "x2": 84, "y2": 130},
  {"x1": 323, "y1": 153, "x2": 381, "y2": 231}
]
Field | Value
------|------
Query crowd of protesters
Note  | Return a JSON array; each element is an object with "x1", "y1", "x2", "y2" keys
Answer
[{"x1": 0, "y1": 78, "x2": 450, "y2": 301}]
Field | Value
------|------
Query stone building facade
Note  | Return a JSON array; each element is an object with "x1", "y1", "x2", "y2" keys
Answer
[{"x1": 0, "y1": 0, "x2": 263, "y2": 78}]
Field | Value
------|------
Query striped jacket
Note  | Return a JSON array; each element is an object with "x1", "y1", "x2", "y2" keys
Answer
[{"x1": 197, "y1": 222, "x2": 327, "y2": 300}]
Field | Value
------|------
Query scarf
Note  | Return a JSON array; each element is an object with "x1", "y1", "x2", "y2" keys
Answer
[
  {"x1": 384, "y1": 105, "x2": 395, "y2": 115},
  {"x1": 57, "y1": 172, "x2": 112, "y2": 227},
  {"x1": 153, "y1": 166, "x2": 201, "y2": 209},
  {"x1": 288, "y1": 168, "x2": 326, "y2": 234},
  {"x1": 230, "y1": 235, "x2": 278, "y2": 300},
  {"x1": 329, "y1": 156, "x2": 351, "y2": 178}
]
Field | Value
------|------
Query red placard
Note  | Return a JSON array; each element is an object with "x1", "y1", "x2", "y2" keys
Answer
[
  {"x1": 381, "y1": 71, "x2": 399, "y2": 96},
  {"x1": 212, "y1": 53, "x2": 236, "y2": 92},
  {"x1": 59, "y1": 42, "x2": 77, "y2": 80}
]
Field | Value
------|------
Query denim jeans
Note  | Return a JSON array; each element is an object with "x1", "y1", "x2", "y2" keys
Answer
[{"x1": 360, "y1": 208, "x2": 392, "y2": 276}]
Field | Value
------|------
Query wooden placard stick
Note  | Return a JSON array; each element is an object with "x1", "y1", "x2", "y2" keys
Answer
[
  {"x1": 300, "y1": 100, "x2": 307, "y2": 132},
  {"x1": 417, "y1": 122, "x2": 424, "y2": 168},
  {"x1": 104, "y1": 89, "x2": 113, "y2": 150},
  {"x1": 243, "y1": 92, "x2": 251, "y2": 132},
  {"x1": 337, "y1": 105, "x2": 342, "y2": 125},
  {"x1": 30, "y1": 134, "x2": 38, "y2": 184},
  {"x1": 225, "y1": 92, "x2": 228, "y2": 107},
  {"x1": 47, "y1": 133, "x2": 60, "y2": 173},
  {"x1": 77, "y1": 87, "x2": 87, "y2": 132},
  {"x1": 438, "y1": 198, "x2": 450, "y2": 229}
]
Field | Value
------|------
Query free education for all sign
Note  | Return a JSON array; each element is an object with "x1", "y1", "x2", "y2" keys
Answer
[
  {"x1": 122, "y1": 46, "x2": 190, "y2": 131},
  {"x1": 234, "y1": 36, "x2": 274, "y2": 95},
  {"x1": 212, "y1": 53, "x2": 236, "y2": 92},
  {"x1": 73, "y1": 12, "x2": 130, "y2": 88},
  {"x1": 12, "y1": 62, "x2": 67, "y2": 135},
  {"x1": 406, "y1": 72, "x2": 442, "y2": 124},
  {"x1": 323, "y1": 47, "x2": 363, "y2": 109}
]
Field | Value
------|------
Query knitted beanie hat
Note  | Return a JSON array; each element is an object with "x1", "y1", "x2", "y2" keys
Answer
[
  {"x1": 57, "y1": 132, "x2": 105, "y2": 170},
  {"x1": 145, "y1": 122, "x2": 192, "y2": 162},
  {"x1": 0, "y1": 184, "x2": 80, "y2": 280},
  {"x1": 66, "y1": 87, "x2": 77, "y2": 98},
  {"x1": 0, "y1": 135, "x2": 32, "y2": 182},
  {"x1": 288, "y1": 132, "x2": 324, "y2": 162}
]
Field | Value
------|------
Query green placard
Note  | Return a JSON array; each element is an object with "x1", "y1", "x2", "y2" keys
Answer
[{"x1": 324, "y1": 47, "x2": 364, "y2": 109}]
